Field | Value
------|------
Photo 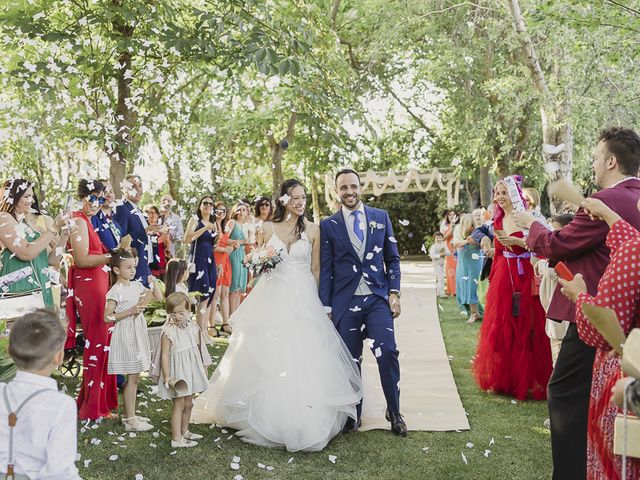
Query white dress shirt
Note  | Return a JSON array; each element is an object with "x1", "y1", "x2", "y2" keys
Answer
[{"x1": 0, "y1": 371, "x2": 81, "y2": 480}]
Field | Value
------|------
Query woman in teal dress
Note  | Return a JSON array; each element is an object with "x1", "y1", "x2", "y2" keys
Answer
[
  {"x1": 452, "y1": 213, "x2": 484, "y2": 323},
  {"x1": 228, "y1": 202, "x2": 250, "y2": 315},
  {"x1": 0, "y1": 179, "x2": 67, "y2": 309}
]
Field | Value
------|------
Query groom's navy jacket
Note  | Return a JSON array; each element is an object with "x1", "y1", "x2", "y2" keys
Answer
[{"x1": 319, "y1": 205, "x2": 401, "y2": 325}]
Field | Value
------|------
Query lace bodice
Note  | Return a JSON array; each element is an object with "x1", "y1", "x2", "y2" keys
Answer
[{"x1": 267, "y1": 231, "x2": 312, "y2": 276}]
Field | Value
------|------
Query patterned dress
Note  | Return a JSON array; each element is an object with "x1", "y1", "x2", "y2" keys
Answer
[
  {"x1": 575, "y1": 219, "x2": 640, "y2": 480},
  {"x1": 187, "y1": 220, "x2": 217, "y2": 305},
  {"x1": 0, "y1": 221, "x2": 53, "y2": 307}
]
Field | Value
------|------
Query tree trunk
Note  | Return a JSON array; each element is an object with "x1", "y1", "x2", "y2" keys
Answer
[
  {"x1": 310, "y1": 171, "x2": 321, "y2": 223},
  {"x1": 268, "y1": 112, "x2": 297, "y2": 198},
  {"x1": 506, "y1": 0, "x2": 573, "y2": 213},
  {"x1": 109, "y1": 3, "x2": 136, "y2": 198},
  {"x1": 479, "y1": 164, "x2": 493, "y2": 207}
]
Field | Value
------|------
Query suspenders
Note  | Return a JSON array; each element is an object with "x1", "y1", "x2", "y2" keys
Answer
[{"x1": 3, "y1": 384, "x2": 48, "y2": 480}]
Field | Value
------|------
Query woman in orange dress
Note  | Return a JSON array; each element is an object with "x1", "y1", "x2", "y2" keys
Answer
[
  {"x1": 212, "y1": 201, "x2": 235, "y2": 335},
  {"x1": 440, "y1": 210, "x2": 458, "y2": 296}
]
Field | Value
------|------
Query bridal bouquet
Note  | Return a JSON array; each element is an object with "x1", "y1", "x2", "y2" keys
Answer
[{"x1": 244, "y1": 245, "x2": 284, "y2": 285}]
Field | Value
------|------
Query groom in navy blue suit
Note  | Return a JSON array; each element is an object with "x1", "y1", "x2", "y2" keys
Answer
[{"x1": 319, "y1": 169, "x2": 407, "y2": 436}]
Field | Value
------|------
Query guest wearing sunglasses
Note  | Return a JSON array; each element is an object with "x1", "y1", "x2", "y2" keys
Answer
[
  {"x1": 253, "y1": 196, "x2": 273, "y2": 231},
  {"x1": 66, "y1": 179, "x2": 118, "y2": 420},
  {"x1": 91, "y1": 180, "x2": 122, "y2": 251},
  {"x1": 113, "y1": 175, "x2": 153, "y2": 287},
  {"x1": 184, "y1": 195, "x2": 218, "y2": 342}
]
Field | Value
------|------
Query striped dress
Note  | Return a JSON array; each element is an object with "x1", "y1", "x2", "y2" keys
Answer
[{"x1": 106, "y1": 281, "x2": 152, "y2": 375}]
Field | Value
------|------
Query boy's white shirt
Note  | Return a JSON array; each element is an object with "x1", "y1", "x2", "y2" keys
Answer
[
  {"x1": 0, "y1": 370, "x2": 81, "y2": 480},
  {"x1": 429, "y1": 241, "x2": 451, "y2": 260}
]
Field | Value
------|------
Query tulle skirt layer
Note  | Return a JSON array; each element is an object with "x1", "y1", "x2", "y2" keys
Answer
[{"x1": 191, "y1": 270, "x2": 363, "y2": 452}]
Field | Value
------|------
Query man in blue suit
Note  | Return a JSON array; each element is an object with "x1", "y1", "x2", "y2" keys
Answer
[
  {"x1": 113, "y1": 174, "x2": 152, "y2": 287},
  {"x1": 319, "y1": 169, "x2": 407, "y2": 436}
]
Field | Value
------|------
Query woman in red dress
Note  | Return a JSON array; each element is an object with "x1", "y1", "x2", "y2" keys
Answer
[
  {"x1": 560, "y1": 197, "x2": 640, "y2": 480},
  {"x1": 473, "y1": 176, "x2": 552, "y2": 400},
  {"x1": 66, "y1": 180, "x2": 118, "y2": 420}
]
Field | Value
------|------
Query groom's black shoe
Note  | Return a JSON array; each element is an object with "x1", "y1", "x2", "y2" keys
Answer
[
  {"x1": 386, "y1": 410, "x2": 408, "y2": 437},
  {"x1": 342, "y1": 417, "x2": 361, "y2": 434}
]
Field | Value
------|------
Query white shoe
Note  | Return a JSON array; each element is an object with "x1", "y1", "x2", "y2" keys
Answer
[
  {"x1": 136, "y1": 415, "x2": 150, "y2": 422},
  {"x1": 183, "y1": 431, "x2": 204, "y2": 440},
  {"x1": 171, "y1": 437, "x2": 198, "y2": 448},
  {"x1": 123, "y1": 417, "x2": 154, "y2": 432}
]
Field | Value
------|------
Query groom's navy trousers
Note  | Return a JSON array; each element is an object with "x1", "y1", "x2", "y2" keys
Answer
[{"x1": 336, "y1": 294, "x2": 400, "y2": 418}]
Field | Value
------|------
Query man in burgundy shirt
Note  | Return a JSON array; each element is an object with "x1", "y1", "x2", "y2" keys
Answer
[{"x1": 514, "y1": 127, "x2": 640, "y2": 480}]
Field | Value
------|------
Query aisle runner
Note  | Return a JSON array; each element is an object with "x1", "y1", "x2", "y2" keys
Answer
[{"x1": 360, "y1": 261, "x2": 470, "y2": 431}]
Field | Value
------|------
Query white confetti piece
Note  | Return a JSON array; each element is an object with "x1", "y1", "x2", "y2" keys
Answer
[
  {"x1": 511, "y1": 400, "x2": 517, "y2": 404},
  {"x1": 399, "y1": 219, "x2": 410, "y2": 226},
  {"x1": 461, "y1": 452, "x2": 468, "y2": 464},
  {"x1": 109, "y1": 455, "x2": 118, "y2": 461},
  {"x1": 230, "y1": 463, "x2": 240, "y2": 470},
  {"x1": 374, "y1": 347, "x2": 382, "y2": 357},
  {"x1": 233, "y1": 476, "x2": 243, "y2": 480},
  {"x1": 84, "y1": 459, "x2": 91, "y2": 468},
  {"x1": 489, "y1": 437, "x2": 495, "y2": 446},
  {"x1": 232, "y1": 456, "x2": 241, "y2": 463},
  {"x1": 388, "y1": 236, "x2": 397, "y2": 243},
  {"x1": 373, "y1": 245, "x2": 382, "y2": 253},
  {"x1": 170, "y1": 450, "x2": 177, "y2": 455},
  {"x1": 266, "y1": 466, "x2": 275, "y2": 471},
  {"x1": 349, "y1": 305, "x2": 362, "y2": 312},
  {"x1": 257, "y1": 463, "x2": 265, "y2": 469},
  {"x1": 422, "y1": 447, "x2": 429, "y2": 453},
  {"x1": 149, "y1": 443, "x2": 157, "y2": 448},
  {"x1": 328, "y1": 455, "x2": 337, "y2": 464},
  {"x1": 352, "y1": 265, "x2": 358, "y2": 272},
  {"x1": 365, "y1": 252, "x2": 374, "y2": 260},
  {"x1": 466, "y1": 442, "x2": 474, "y2": 449},
  {"x1": 484, "y1": 449, "x2": 491, "y2": 458},
  {"x1": 288, "y1": 457, "x2": 295, "y2": 463},
  {"x1": 135, "y1": 475, "x2": 144, "y2": 480}
]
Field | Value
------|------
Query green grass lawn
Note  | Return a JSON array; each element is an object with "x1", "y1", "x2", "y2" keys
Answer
[{"x1": 60, "y1": 297, "x2": 552, "y2": 479}]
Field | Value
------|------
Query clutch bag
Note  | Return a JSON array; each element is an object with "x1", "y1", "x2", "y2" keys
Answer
[{"x1": 613, "y1": 413, "x2": 640, "y2": 458}]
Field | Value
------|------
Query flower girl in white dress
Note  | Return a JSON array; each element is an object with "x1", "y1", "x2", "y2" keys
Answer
[{"x1": 191, "y1": 180, "x2": 362, "y2": 452}]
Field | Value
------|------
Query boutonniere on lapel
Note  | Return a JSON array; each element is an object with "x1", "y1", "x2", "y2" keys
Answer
[{"x1": 369, "y1": 220, "x2": 384, "y2": 234}]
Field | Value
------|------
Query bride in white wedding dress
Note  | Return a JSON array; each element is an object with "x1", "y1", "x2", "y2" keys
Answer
[{"x1": 191, "y1": 179, "x2": 362, "y2": 452}]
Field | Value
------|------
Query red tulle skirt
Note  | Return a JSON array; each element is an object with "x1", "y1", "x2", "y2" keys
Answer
[{"x1": 473, "y1": 254, "x2": 552, "y2": 400}]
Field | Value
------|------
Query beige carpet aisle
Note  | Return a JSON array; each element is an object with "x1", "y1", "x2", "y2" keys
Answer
[{"x1": 360, "y1": 260, "x2": 470, "y2": 431}]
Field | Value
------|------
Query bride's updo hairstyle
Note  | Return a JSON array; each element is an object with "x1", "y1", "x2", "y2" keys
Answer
[{"x1": 272, "y1": 179, "x2": 307, "y2": 240}]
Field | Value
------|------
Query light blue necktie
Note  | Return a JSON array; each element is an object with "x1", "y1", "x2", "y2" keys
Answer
[{"x1": 352, "y1": 210, "x2": 364, "y2": 244}]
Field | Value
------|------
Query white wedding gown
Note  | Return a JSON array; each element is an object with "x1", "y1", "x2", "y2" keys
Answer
[{"x1": 191, "y1": 232, "x2": 363, "y2": 452}]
